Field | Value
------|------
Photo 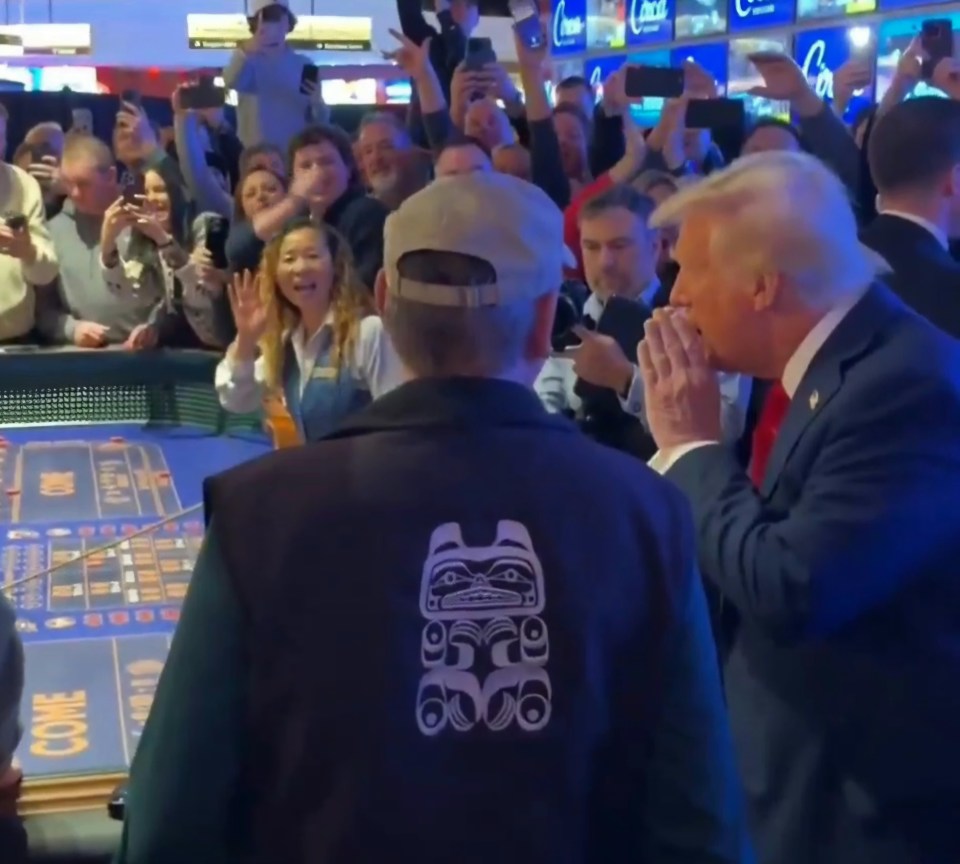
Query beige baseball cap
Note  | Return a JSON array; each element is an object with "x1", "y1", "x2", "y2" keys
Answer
[{"x1": 383, "y1": 172, "x2": 575, "y2": 308}]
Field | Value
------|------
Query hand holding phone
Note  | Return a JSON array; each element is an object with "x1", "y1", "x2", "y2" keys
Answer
[
  {"x1": 300, "y1": 63, "x2": 319, "y2": 94},
  {"x1": 921, "y1": 19, "x2": 954, "y2": 80},
  {"x1": 509, "y1": 0, "x2": 545, "y2": 51},
  {"x1": 624, "y1": 65, "x2": 685, "y2": 100},
  {"x1": 464, "y1": 37, "x2": 496, "y2": 72}
]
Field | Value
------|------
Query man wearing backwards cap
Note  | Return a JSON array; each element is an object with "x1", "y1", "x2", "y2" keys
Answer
[{"x1": 117, "y1": 173, "x2": 750, "y2": 864}]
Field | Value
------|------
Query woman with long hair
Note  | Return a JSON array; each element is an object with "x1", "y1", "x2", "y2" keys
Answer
[
  {"x1": 215, "y1": 218, "x2": 401, "y2": 442},
  {"x1": 102, "y1": 167, "x2": 233, "y2": 349}
]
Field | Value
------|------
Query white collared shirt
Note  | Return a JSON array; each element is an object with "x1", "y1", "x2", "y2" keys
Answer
[
  {"x1": 876, "y1": 205, "x2": 949, "y2": 252},
  {"x1": 534, "y1": 282, "x2": 749, "y2": 443},
  {"x1": 648, "y1": 290, "x2": 867, "y2": 475},
  {"x1": 215, "y1": 314, "x2": 406, "y2": 415}
]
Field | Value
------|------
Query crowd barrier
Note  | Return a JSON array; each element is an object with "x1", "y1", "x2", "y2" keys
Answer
[{"x1": 0, "y1": 346, "x2": 262, "y2": 433}]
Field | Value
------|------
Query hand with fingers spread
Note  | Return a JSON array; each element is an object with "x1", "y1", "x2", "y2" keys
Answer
[
  {"x1": 568, "y1": 325, "x2": 635, "y2": 394},
  {"x1": 229, "y1": 270, "x2": 268, "y2": 355},
  {"x1": 747, "y1": 52, "x2": 822, "y2": 118},
  {"x1": 638, "y1": 308, "x2": 721, "y2": 451}
]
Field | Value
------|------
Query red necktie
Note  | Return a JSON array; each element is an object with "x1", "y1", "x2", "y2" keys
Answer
[{"x1": 749, "y1": 382, "x2": 791, "y2": 488}]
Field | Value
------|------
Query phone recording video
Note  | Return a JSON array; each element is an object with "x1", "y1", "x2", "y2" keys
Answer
[
  {"x1": 921, "y1": 19, "x2": 954, "y2": 80},
  {"x1": 685, "y1": 98, "x2": 746, "y2": 132},
  {"x1": 464, "y1": 37, "x2": 496, "y2": 72},
  {"x1": 509, "y1": 0, "x2": 545, "y2": 51},
  {"x1": 624, "y1": 65, "x2": 686, "y2": 100},
  {"x1": 300, "y1": 63, "x2": 320, "y2": 94},
  {"x1": 120, "y1": 89, "x2": 142, "y2": 109},
  {"x1": 180, "y1": 80, "x2": 227, "y2": 111},
  {"x1": 204, "y1": 216, "x2": 230, "y2": 271},
  {"x1": 122, "y1": 173, "x2": 145, "y2": 204}
]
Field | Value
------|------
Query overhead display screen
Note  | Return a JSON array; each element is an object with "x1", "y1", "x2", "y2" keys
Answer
[
  {"x1": 796, "y1": 0, "x2": 876, "y2": 21},
  {"x1": 675, "y1": 0, "x2": 726, "y2": 38},
  {"x1": 627, "y1": 48, "x2": 672, "y2": 127},
  {"x1": 671, "y1": 41, "x2": 730, "y2": 95},
  {"x1": 625, "y1": 0, "x2": 674, "y2": 46},
  {"x1": 728, "y1": 35, "x2": 791, "y2": 119},
  {"x1": 549, "y1": 0, "x2": 588, "y2": 55},
  {"x1": 0, "y1": 24, "x2": 92, "y2": 57},
  {"x1": 794, "y1": 25, "x2": 875, "y2": 121},
  {"x1": 584, "y1": 53, "x2": 627, "y2": 101},
  {"x1": 587, "y1": 0, "x2": 626, "y2": 49},
  {"x1": 877, "y1": 12, "x2": 960, "y2": 101},
  {"x1": 186, "y1": 14, "x2": 372, "y2": 51},
  {"x1": 728, "y1": 0, "x2": 795, "y2": 33}
]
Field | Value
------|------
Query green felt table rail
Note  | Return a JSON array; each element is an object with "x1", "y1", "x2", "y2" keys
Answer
[{"x1": 0, "y1": 347, "x2": 262, "y2": 433}]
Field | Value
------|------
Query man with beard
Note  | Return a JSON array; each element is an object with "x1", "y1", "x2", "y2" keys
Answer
[{"x1": 356, "y1": 112, "x2": 431, "y2": 211}]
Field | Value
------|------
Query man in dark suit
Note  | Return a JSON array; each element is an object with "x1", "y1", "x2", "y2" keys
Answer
[
  {"x1": 639, "y1": 150, "x2": 960, "y2": 864},
  {"x1": 861, "y1": 96, "x2": 960, "y2": 338}
]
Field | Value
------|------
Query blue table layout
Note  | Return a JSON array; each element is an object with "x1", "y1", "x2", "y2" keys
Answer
[{"x1": 0, "y1": 424, "x2": 270, "y2": 792}]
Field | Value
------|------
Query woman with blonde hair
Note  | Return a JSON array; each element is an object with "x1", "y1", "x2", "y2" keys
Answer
[{"x1": 215, "y1": 218, "x2": 402, "y2": 442}]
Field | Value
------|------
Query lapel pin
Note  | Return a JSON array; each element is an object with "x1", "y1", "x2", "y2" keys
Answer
[{"x1": 809, "y1": 390, "x2": 820, "y2": 411}]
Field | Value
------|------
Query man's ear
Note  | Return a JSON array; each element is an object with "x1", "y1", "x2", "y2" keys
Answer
[{"x1": 374, "y1": 268, "x2": 388, "y2": 316}]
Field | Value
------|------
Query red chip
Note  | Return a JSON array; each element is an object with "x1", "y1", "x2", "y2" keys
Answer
[
  {"x1": 5, "y1": 489, "x2": 19, "y2": 497},
  {"x1": 0, "y1": 441, "x2": 7, "y2": 449},
  {"x1": 157, "y1": 471, "x2": 170, "y2": 479},
  {"x1": 109, "y1": 436, "x2": 125, "y2": 443}
]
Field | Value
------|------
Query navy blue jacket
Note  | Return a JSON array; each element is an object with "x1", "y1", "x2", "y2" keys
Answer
[
  {"x1": 666, "y1": 284, "x2": 960, "y2": 864},
  {"x1": 116, "y1": 377, "x2": 750, "y2": 864}
]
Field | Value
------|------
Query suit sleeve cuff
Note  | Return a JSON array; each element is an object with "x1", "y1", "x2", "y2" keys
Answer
[{"x1": 648, "y1": 441, "x2": 720, "y2": 475}]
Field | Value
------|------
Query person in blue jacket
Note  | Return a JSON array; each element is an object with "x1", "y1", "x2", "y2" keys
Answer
[{"x1": 215, "y1": 218, "x2": 403, "y2": 441}]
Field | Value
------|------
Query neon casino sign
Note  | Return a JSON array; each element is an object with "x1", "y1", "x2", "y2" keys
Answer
[
  {"x1": 628, "y1": 0, "x2": 669, "y2": 35},
  {"x1": 801, "y1": 39, "x2": 834, "y2": 100},
  {"x1": 734, "y1": 0, "x2": 776, "y2": 18},
  {"x1": 552, "y1": 0, "x2": 585, "y2": 50}
]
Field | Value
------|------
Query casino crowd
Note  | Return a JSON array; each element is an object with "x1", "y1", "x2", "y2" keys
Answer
[{"x1": 2, "y1": 0, "x2": 960, "y2": 861}]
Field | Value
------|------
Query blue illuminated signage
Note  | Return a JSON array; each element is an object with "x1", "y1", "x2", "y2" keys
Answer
[
  {"x1": 794, "y1": 26, "x2": 875, "y2": 122},
  {"x1": 878, "y1": 0, "x2": 937, "y2": 7},
  {"x1": 626, "y1": 0, "x2": 674, "y2": 46},
  {"x1": 549, "y1": 0, "x2": 587, "y2": 56},
  {"x1": 584, "y1": 54, "x2": 627, "y2": 102},
  {"x1": 728, "y1": 0, "x2": 794, "y2": 33},
  {"x1": 670, "y1": 41, "x2": 729, "y2": 95}
]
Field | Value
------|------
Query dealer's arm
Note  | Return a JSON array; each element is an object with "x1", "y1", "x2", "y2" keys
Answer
[{"x1": 115, "y1": 520, "x2": 246, "y2": 864}]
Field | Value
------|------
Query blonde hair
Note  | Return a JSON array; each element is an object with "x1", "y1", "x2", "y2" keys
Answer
[
  {"x1": 650, "y1": 150, "x2": 887, "y2": 306},
  {"x1": 62, "y1": 132, "x2": 114, "y2": 170},
  {"x1": 257, "y1": 220, "x2": 374, "y2": 391}
]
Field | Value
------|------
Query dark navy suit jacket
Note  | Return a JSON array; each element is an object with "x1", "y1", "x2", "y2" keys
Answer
[{"x1": 666, "y1": 284, "x2": 960, "y2": 864}]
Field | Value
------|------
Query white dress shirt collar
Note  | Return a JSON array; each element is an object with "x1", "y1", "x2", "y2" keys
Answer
[
  {"x1": 877, "y1": 206, "x2": 949, "y2": 251},
  {"x1": 781, "y1": 289, "x2": 866, "y2": 398},
  {"x1": 584, "y1": 278, "x2": 661, "y2": 321}
]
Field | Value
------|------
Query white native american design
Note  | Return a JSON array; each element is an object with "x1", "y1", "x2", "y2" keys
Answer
[{"x1": 416, "y1": 521, "x2": 552, "y2": 736}]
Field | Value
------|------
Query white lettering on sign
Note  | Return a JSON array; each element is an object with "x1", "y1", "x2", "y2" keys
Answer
[
  {"x1": 735, "y1": 0, "x2": 776, "y2": 18},
  {"x1": 588, "y1": 63, "x2": 604, "y2": 101},
  {"x1": 629, "y1": 0, "x2": 668, "y2": 34},
  {"x1": 801, "y1": 40, "x2": 833, "y2": 101},
  {"x1": 552, "y1": 0, "x2": 584, "y2": 48}
]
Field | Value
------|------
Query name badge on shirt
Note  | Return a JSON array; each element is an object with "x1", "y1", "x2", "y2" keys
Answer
[{"x1": 310, "y1": 366, "x2": 338, "y2": 380}]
